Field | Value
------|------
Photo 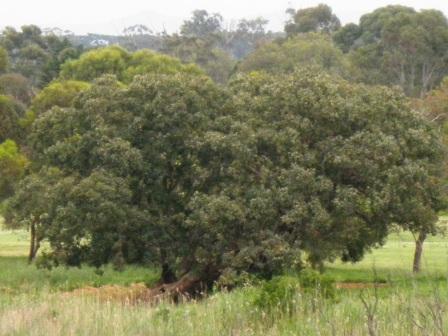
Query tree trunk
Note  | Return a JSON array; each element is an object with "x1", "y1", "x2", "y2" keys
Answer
[
  {"x1": 161, "y1": 263, "x2": 177, "y2": 284},
  {"x1": 413, "y1": 231, "x2": 427, "y2": 273},
  {"x1": 28, "y1": 220, "x2": 41, "y2": 263},
  {"x1": 28, "y1": 222, "x2": 37, "y2": 263}
]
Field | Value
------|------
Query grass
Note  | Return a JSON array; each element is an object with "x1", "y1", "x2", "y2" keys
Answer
[
  {"x1": 0, "y1": 227, "x2": 159, "y2": 293},
  {"x1": 0, "y1": 222, "x2": 447, "y2": 335}
]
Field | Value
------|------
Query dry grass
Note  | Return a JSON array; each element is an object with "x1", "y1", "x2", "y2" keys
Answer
[{"x1": 0, "y1": 224, "x2": 447, "y2": 335}]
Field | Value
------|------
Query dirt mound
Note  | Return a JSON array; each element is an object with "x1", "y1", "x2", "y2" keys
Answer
[{"x1": 63, "y1": 283, "x2": 153, "y2": 304}]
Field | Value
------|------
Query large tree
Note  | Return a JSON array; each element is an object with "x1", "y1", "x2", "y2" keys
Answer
[{"x1": 8, "y1": 68, "x2": 444, "y2": 295}]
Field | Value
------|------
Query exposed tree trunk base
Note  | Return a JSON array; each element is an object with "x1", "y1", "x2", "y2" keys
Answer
[
  {"x1": 147, "y1": 273, "x2": 205, "y2": 303},
  {"x1": 413, "y1": 231, "x2": 427, "y2": 273}
]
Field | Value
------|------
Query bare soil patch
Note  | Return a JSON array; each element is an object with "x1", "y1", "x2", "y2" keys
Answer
[{"x1": 336, "y1": 282, "x2": 389, "y2": 289}]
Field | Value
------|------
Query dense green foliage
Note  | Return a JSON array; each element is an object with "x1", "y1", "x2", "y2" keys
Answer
[
  {"x1": 60, "y1": 46, "x2": 202, "y2": 83},
  {"x1": 29, "y1": 80, "x2": 91, "y2": 117}
]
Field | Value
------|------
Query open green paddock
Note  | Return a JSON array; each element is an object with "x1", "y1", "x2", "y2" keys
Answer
[{"x1": 0, "y1": 224, "x2": 447, "y2": 335}]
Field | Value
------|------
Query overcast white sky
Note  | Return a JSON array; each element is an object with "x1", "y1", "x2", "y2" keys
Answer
[{"x1": 1, "y1": 0, "x2": 447, "y2": 35}]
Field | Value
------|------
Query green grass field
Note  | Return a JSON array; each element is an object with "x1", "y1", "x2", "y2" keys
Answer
[{"x1": 0, "y1": 224, "x2": 447, "y2": 335}]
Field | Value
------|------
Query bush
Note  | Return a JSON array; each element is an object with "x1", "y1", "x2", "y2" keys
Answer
[
  {"x1": 253, "y1": 270, "x2": 335, "y2": 313},
  {"x1": 253, "y1": 276, "x2": 300, "y2": 313},
  {"x1": 297, "y1": 269, "x2": 335, "y2": 299}
]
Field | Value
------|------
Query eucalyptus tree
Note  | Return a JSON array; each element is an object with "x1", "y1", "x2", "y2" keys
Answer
[
  {"x1": 237, "y1": 33, "x2": 353, "y2": 79},
  {"x1": 285, "y1": 4, "x2": 341, "y2": 36},
  {"x1": 335, "y1": 6, "x2": 448, "y2": 97}
]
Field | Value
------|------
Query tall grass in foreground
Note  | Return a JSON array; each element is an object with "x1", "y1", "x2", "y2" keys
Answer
[
  {"x1": 0, "y1": 282, "x2": 446, "y2": 336},
  {"x1": 1, "y1": 227, "x2": 447, "y2": 335}
]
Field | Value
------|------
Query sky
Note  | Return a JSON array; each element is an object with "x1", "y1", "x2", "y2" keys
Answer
[{"x1": 1, "y1": 0, "x2": 448, "y2": 35}]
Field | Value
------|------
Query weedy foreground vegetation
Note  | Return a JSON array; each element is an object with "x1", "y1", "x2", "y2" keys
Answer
[{"x1": 1, "y1": 223, "x2": 447, "y2": 336}]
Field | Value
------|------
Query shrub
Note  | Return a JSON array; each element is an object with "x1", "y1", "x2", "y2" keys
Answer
[{"x1": 253, "y1": 270, "x2": 336, "y2": 313}]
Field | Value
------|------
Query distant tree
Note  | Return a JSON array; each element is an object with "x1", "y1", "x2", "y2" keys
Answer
[
  {"x1": 0, "y1": 47, "x2": 8, "y2": 73},
  {"x1": 4, "y1": 168, "x2": 63, "y2": 262},
  {"x1": 123, "y1": 25, "x2": 152, "y2": 36},
  {"x1": 410, "y1": 78, "x2": 448, "y2": 272},
  {"x1": 333, "y1": 23, "x2": 361, "y2": 53},
  {"x1": 0, "y1": 95, "x2": 24, "y2": 143},
  {"x1": 417, "y1": 78, "x2": 448, "y2": 124},
  {"x1": 223, "y1": 17, "x2": 271, "y2": 59},
  {"x1": 0, "y1": 74, "x2": 34, "y2": 105},
  {"x1": 237, "y1": 33, "x2": 353, "y2": 79},
  {"x1": 338, "y1": 6, "x2": 448, "y2": 97},
  {"x1": 0, "y1": 140, "x2": 28, "y2": 201},
  {"x1": 285, "y1": 4, "x2": 341, "y2": 36},
  {"x1": 161, "y1": 35, "x2": 234, "y2": 83},
  {"x1": 180, "y1": 10, "x2": 223, "y2": 38},
  {"x1": 0, "y1": 25, "x2": 80, "y2": 88}
]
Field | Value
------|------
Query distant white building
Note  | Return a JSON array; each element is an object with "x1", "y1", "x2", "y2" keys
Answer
[{"x1": 90, "y1": 39, "x2": 110, "y2": 47}]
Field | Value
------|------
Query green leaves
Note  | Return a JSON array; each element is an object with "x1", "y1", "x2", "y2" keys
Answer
[{"x1": 0, "y1": 140, "x2": 28, "y2": 200}]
